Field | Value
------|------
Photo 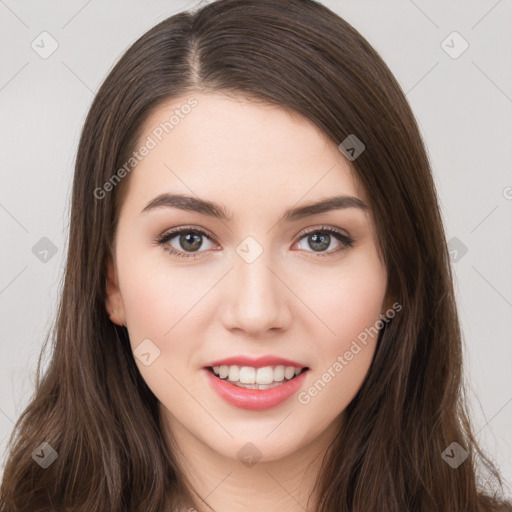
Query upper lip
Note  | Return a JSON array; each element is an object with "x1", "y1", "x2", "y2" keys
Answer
[{"x1": 203, "y1": 355, "x2": 308, "y2": 369}]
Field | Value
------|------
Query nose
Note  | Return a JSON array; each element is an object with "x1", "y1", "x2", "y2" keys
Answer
[{"x1": 220, "y1": 249, "x2": 292, "y2": 336}]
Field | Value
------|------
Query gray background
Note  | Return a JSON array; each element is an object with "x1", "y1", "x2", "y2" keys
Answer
[{"x1": 1, "y1": 0, "x2": 511, "y2": 496}]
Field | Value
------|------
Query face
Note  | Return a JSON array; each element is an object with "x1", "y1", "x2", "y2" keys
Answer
[{"x1": 105, "y1": 92, "x2": 390, "y2": 463}]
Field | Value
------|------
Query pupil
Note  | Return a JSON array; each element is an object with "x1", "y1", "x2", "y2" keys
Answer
[
  {"x1": 309, "y1": 233, "x2": 330, "y2": 251},
  {"x1": 178, "y1": 232, "x2": 331, "y2": 253},
  {"x1": 180, "y1": 232, "x2": 202, "y2": 251}
]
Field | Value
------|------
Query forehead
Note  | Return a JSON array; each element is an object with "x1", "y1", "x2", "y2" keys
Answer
[{"x1": 123, "y1": 92, "x2": 370, "y2": 216}]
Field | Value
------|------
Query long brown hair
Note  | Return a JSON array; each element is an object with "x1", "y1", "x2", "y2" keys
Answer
[{"x1": 1, "y1": 1, "x2": 510, "y2": 510}]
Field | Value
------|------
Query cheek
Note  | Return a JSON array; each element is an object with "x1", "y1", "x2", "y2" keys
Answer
[
  {"x1": 118, "y1": 247, "x2": 214, "y2": 344},
  {"x1": 295, "y1": 255, "x2": 387, "y2": 348},
  {"x1": 116, "y1": 253, "x2": 212, "y2": 408},
  {"x1": 295, "y1": 258, "x2": 386, "y2": 416}
]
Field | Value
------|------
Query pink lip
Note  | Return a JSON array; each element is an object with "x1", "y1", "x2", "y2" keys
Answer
[
  {"x1": 203, "y1": 355, "x2": 307, "y2": 369},
  {"x1": 202, "y1": 368, "x2": 309, "y2": 411}
]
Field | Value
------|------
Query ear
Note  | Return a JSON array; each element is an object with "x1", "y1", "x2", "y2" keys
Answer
[{"x1": 105, "y1": 256, "x2": 127, "y2": 326}]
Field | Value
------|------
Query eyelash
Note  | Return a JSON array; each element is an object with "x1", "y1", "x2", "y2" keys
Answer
[{"x1": 155, "y1": 225, "x2": 355, "y2": 260}]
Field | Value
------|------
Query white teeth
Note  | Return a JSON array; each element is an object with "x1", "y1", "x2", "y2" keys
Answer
[
  {"x1": 255, "y1": 366, "x2": 274, "y2": 384},
  {"x1": 219, "y1": 365, "x2": 229, "y2": 379},
  {"x1": 274, "y1": 365, "x2": 285, "y2": 381},
  {"x1": 232, "y1": 381, "x2": 285, "y2": 390},
  {"x1": 228, "y1": 365, "x2": 240, "y2": 382},
  {"x1": 284, "y1": 366, "x2": 295, "y2": 379},
  {"x1": 239, "y1": 366, "x2": 256, "y2": 384},
  {"x1": 211, "y1": 364, "x2": 305, "y2": 384}
]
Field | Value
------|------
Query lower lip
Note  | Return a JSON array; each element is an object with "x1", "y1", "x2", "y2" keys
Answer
[{"x1": 203, "y1": 368, "x2": 309, "y2": 411}]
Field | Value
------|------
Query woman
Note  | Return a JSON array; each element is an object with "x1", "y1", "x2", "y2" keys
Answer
[{"x1": 1, "y1": 0, "x2": 510, "y2": 510}]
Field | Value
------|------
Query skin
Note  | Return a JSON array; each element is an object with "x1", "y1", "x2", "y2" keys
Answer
[{"x1": 105, "y1": 92, "x2": 392, "y2": 512}]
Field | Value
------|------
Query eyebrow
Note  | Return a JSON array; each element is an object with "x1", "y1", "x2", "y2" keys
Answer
[{"x1": 141, "y1": 193, "x2": 368, "y2": 222}]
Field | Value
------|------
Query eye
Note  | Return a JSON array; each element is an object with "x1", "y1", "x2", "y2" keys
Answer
[
  {"x1": 156, "y1": 226, "x2": 218, "y2": 260},
  {"x1": 155, "y1": 225, "x2": 354, "y2": 260},
  {"x1": 294, "y1": 226, "x2": 354, "y2": 257}
]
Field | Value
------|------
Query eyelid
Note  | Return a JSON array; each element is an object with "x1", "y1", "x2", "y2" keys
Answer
[
  {"x1": 293, "y1": 225, "x2": 354, "y2": 256},
  {"x1": 155, "y1": 224, "x2": 354, "y2": 259},
  {"x1": 156, "y1": 225, "x2": 218, "y2": 244},
  {"x1": 296, "y1": 224, "x2": 350, "y2": 240},
  {"x1": 155, "y1": 225, "x2": 219, "y2": 259}
]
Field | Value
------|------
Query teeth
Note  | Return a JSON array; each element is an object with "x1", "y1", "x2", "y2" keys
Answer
[
  {"x1": 231, "y1": 381, "x2": 286, "y2": 390},
  {"x1": 274, "y1": 365, "x2": 285, "y2": 381},
  {"x1": 228, "y1": 365, "x2": 240, "y2": 382},
  {"x1": 211, "y1": 364, "x2": 305, "y2": 385},
  {"x1": 255, "y1": 366, "x2": 274, "y2": 384},
  {"x1": 284, "y1": 366, "x2": 295, "y2": 379},
  {"x1": 239, "y1": 366, "x2": 255, "y2": 384}
]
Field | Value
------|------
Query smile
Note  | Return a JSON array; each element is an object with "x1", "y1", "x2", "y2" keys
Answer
[
  {"x1": 203, "y1": 365, "x2": 310, "y2": 411},
  {"x1": 210, "y1": 364, "x2": 306, "y2": 388}
]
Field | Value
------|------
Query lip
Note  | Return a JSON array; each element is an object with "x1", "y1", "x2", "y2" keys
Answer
[
  {"x1": 203, "y1": 355, "x2": 307, "y2": 369},
  {"x1": 203, "y1": 367, "x2": 309, "y2": 411}
]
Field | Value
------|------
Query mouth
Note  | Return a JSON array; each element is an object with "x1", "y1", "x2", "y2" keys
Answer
[{"x1": 205, "y1": 365, "x2": 310, "y2": 390}]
